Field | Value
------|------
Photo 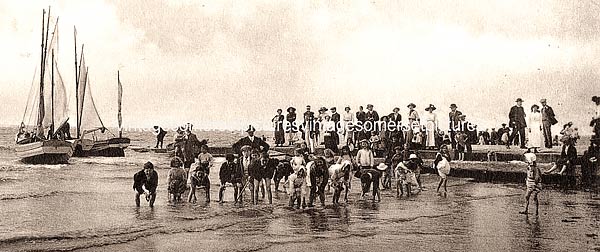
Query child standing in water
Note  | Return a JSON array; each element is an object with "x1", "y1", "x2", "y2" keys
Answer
[
  {"x1": 520, "y1": 150, "x2": 542, "y2": 216},
  {"x1": 291, "y1": 148, "x2": 306, "y2": 173},
  {"x1": 286, "y1": 167, "x2": 307, "y2": 208}
]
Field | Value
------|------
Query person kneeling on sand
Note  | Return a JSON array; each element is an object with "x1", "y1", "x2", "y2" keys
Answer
[
  {"x1": 167, "y1": 158, "x2": 187, "y2": 203},
  {"x1": 520, "y1": 150, "x2": 542, "y2": 216},
  {"x1": 133, "y1": 161, "x2": 158, "y2": 207}
]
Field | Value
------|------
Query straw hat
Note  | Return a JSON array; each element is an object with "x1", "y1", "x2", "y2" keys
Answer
[
  {"x1": 376, "y1": 163, "x2": 388, "y2": 171},
  {"x1": 408, "y1": 154, "x2": 418, "y2": 160},
  {"x1": 425, "y1": 104, "x2": 436, "y2": 111},
  {"x1": 407, "y1": 103, "x2": 416, "y2": 109}
]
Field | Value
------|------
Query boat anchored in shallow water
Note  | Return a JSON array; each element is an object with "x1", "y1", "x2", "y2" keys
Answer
[
  {"x1": 70, "y1": 35, "x2": 130, "y2": 157},
  {"x1": 15, "y1": 8, "x2": 73, "y2": 164}
]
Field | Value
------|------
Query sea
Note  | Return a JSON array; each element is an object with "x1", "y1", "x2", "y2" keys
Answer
[{"x1": 0, "y1": 126, "x2": 598, "y2": 251}]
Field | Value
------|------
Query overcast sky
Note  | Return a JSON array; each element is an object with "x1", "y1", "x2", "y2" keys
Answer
[{"x1": 1, "y1": 0, "x2": 599, "y2": 134}]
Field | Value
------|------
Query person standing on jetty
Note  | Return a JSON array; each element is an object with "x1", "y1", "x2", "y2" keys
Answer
[
  {"x1": 406, "y1": 103, "x2": 420, "y2": 150},
  {"x1": 366, "y1": 104, "x2": 380, "y2": 137},
  {"x1": 448, "y1": 104, "x2": 463, "y2": 150},
  {"x1": 133, "y1": 162, "x2": 158, "y2": 207},
  {"x1": 342, "y1": 106, "x2": 354, "y2": 144},
  {"x1": 153, "y1": 126, "x2": 167, "y2": 149},
  {"x1": 540, "y1": 99, "x2": 557, "y2": 148},
  {"x1": 272, "y1": 109, "x2": 285, "y2": 147},
  {"x1": 388, "y1": 107, "x2": 403, "y2": 145},
  {"x1": 286, "y1": 107, "x2": 298, "y2": 146},
  {"x1": 232, "y1": 125, "x2": 270, "y2": 154},
  {"x1": 507, "y1": 98, "x2": 527, "y2": 149},
  {"x1": 331, "y1": 107, "x2": 341, "y2": 147},
  {"x1": 183, "y1": 125, "x2": 205, "y2": 169},
  {"x1": 303, "y1": 105, "x2": 316, "y2": 152},
  {"x1": 424, "y1": 104, "x2": 438, "y2": 150},
  {"x1": 520, "y1": 150, "x2": 542, "y2": 216},
  {"x1": 527, "y1": 105, "x2": 543, "y2": 153},
  {"x1": 356, "y1": 106, "x2": 367, "y2": 143}
]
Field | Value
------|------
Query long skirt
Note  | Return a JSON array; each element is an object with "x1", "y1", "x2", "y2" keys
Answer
[{"x1": 275, "y1": 130, "x2": 285, "y2": 145}]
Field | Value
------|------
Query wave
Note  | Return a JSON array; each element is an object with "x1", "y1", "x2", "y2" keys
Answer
[{"x1": 0, "y1": 191, "x2": 88, "y2": 201}]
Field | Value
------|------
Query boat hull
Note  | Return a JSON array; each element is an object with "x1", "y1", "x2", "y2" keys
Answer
[
  {"x1": 73, "y1": 137, "x2": 130, "y2": 157},
  {"x1": 15, "y1": 140, "x2": 73, "y2": 164}
]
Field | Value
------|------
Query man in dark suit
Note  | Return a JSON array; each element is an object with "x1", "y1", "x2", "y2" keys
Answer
[
  {"x1": 448, "y1": 104, "x2": 462, "y2": 149},
  {"x1": 232, "y1": 125, "x2": 270, "y2": 155},
  {"x1": 330, "y1": 107, "x2": 341, "y2": 146},
  {"x1": 388, "y1": 107, "x2": 403, "y2": 144},
  {"x1": 507, "y1": 98, "x2": 527, "y2": 149},
  {"x1": 365, "y1": 104, "x2": 380, "y2": 136},
  {"x1": 303, "y1": 105, "x2": 315, "y2": 143},
  {"x1": 540, "y1": 99, "x2": 557, "y2": 148}
]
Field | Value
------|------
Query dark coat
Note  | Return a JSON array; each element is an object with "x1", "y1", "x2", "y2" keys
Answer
[
  {"x1": 232, "y1": 136, "x2": 270, "y2": 154},
  {"x1": 356, "y1": 111, "x2": 366, "y2": 123},
  {"x1": 309, "y1": 162, "x2": 330, "y2": 191},
  {"x1": 541, "y1": 105, "x2": 557, "y2": 125},
  {"x1": 449, "y1": 110, "x2": 463, "y2": 130},
  {"x1": 331, "y1": 112, "x2": 341, "y2": 130},
  {"x1": 219, "y1": 161, "x2": 240, "y2": 184},
  {"x1": 509, "y1": 106, "x2": 527, "y2": 128},
  {"x1": 133, "y1": 169, "x2": 158, "y2": 193}
]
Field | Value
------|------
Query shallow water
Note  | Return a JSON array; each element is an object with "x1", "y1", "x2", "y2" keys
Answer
[{"x1": 0, "y1": 128, "x2": 599, "y2": 251}]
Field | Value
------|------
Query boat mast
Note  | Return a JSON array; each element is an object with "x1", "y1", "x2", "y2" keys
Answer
[
  {"x1": 38, "y1": 8, "x2": 51, "y2": 138},
  {"x1": 118, "y1": 71, "x2": 122, "y2": 138},
  {"x1": 74, "y1": 26, "x2": 79, "y2": 139},
  {"x1": 51, "y1": 50, "x2": 55, "y2": 138}
]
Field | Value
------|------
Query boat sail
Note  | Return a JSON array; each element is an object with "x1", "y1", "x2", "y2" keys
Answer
[
  {"x1": 72, "y1": 39, "x2": 129, "y2": 157},
  {"x1": 15, "y1": 8, "x2": 73, "y2": 164}
]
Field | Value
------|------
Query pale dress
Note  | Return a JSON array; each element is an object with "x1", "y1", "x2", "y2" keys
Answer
[
  {"x1": 425, "y1": 111, "x2": 438, "y2": 147},
  {"x1": 527, "y1": 111, "x2": 543, "y2": 148}
]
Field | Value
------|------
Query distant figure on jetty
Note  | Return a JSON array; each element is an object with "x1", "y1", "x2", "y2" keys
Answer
[
  {"x1": 330, "y1": 107, "x2": 341, "y2": 147},
  {"x1": 527, "y1": 104, "x2": 543, "y2": 153},
  {"x1": 448, "y1": 104, "x2": 463, "y2": 150},
  {"x1": 232, "y1": 125, "x2": 270, "y2": 155},
  {"x1": 303, "y1": 105, "x2": 316, "y2": 152},
  {"x1": 133, "y1": 161, "x2": 158, "y2": 207},
  {"x1": 182, "y1": 125, "x2": 207, "y2": 169},
  {"x1": 342, "y1": 106, "x2": 354, "y2": 144},
  {"x1": 366, "y1": 104, "x2": 380, "y2": 137},
  {"x1": 591, "y1": 96, "x2": 600, "y2": 142},
  {"x1": 540, "y1": 99, "x2": 558, "y2": 148},
  {"x1": 424, "y1": 104, "x2": 438, "y2": 150},
  {"x1": 286, "y1": 107, "x2": 298, "y2": 146},
  {"x1": 272, "y1": 109, "x2": 285, "y2": 147},
  {"x1": 406, "y1": 103, "x2": 420, "y2": 150},
  {"x1": 507, "y1": 98, "x2": 527, "y2": 149},
  {"x1": 153, "y1": 126, "x2": 167, "y2": 149},
  {"x1": 388, "y1": 107, "x2": 403, "y2": 145},
  {"x1": 520, "y1": 151, "x2": 542, "y2": 216},
  {"x1": 355, "y1": 106, "x2": 367, "y2": 143}
]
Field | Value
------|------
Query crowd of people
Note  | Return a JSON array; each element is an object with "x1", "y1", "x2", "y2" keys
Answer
[
  {"x1": 133, "y1": 124, "x2": 454, "y2": 208},
  {"x1": 132, "y1": 96, "x2": 600, "y2": 217}
]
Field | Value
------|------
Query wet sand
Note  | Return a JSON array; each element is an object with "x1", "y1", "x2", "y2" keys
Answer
[{"x1": 0, "y1": 152, "x2": 599, "y2": 252}]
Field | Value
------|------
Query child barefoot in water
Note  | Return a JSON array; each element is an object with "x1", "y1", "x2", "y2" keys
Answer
[
  {"x1": 520, "y1": 150, "x2": 542, "y2": 215},
  {"x1": 435, "y1": 144, "x2": 452, "y2": 196},
  {"x1": 286, "y1": 167, "x2": 307, "y2": 208}
]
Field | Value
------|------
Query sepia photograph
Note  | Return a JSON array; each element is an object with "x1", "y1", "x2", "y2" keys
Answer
[{"x1": 0, "y1": 0, "x2": 599, "y2": 251}]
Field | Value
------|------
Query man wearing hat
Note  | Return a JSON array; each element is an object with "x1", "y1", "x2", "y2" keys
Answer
[
  {"x1": 507, "y1": 98, "x2": 527, "y2": 149},
  {"x1": 448, "y1": 104, "x2": 463, "y2": 149},
  {"x1": 365, "y1": 104, "x2": 380, "y2": 136},
  {"x1": 406, "y1": 103, "x2": 419, "y2": 150},
  {"x1": 272, "y1": 109, "x2": 285, "y2": 147},
  {"x1": 286, "y1": 107, "x2": 297, "y2": 146},
  {"x1": 133, "y1": 161, "x2": 159, "y2": 207},
  {"x1": 330, "y1": 107, "x2": 341, "y2": 147},
  {"x1": 232, "y1": 125, "x2": 270, "y2": 155},
  {"x1": 540, "y1": 99, "x2": 557, "y2": 148},
  {"x1": 388, "y1": 107, "x2": 403, "y2": 143},
  {"x1": 303, "y1": 105, "x2": 316, "y2": 149}
]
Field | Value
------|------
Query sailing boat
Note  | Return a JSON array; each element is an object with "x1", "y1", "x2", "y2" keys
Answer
[
  {"x1": 15, "y1": 8, "x2": 73, "y2": 164},
  {"x1": 71, "y1": 34, "x2": 129, "y2": 157}
]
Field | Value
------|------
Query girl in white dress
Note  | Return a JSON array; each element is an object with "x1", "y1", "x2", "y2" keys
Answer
[{"x1": 527, "y1": 104, "x2": 543, "y2": 152}]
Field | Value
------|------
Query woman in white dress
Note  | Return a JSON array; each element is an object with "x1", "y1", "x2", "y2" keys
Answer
[
  {"x1": 342, "y1": 106, "x2": 354, "y2": 144},
  {"x1": 527, "y1": 104, "x2": 543, "y2": 152},
  {"x1": 424, "y1": 104, "x2": 438, "y2": 149}
]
